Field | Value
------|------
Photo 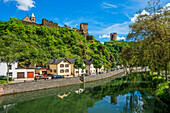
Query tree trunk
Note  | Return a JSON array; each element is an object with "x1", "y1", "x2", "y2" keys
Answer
[{"x1": 6, "y1": 62, "x2": 9, "y2": 83}]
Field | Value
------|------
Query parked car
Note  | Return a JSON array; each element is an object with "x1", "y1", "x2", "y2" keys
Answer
[
  {"x1": 34, "y1": 75, "x2": 49, "y2": 80},
  {"x1": 98, "y1": 72, "x2": 104, "y2": 74},
  {"x1": 111, "y1": 69, "x2": 115, "y2": 71},
  {"x1": 106, "y1": 70, "x2": 111, "y2": 73},
  {"x1": 51, "y1": 75, "x2": 64, "y2": 79},
  {"x1": 90, "y1": 73, "x2": 96, "y2": 75},
  {"x1": 82, "y1": 74, "x2": 89, "y2": 76}
]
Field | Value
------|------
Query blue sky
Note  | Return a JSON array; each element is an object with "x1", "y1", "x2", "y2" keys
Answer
[{"x1": 0, "y1": 0, "x2": 169, "y2": 43}]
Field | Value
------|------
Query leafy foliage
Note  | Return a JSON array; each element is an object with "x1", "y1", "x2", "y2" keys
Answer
[{"x1": 0, "y1": 18, "x2": 129, "y2": 69}]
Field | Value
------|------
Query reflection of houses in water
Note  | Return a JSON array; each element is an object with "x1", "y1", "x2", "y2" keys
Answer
[
  {"x1": 75, "y1": 88, "x2": 84, "y2": 94},
  {"x1": 0, "y1": 103, "x2": 16, "y2": 113},
  {"x1": 57, "y1": 92, "x2": 71, "y2": 99},
  {"x1": 111, "y1": 96, "x2": 118, "y2": 105}
]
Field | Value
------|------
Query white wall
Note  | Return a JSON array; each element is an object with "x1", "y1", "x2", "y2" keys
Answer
[
  {"x1": 90, "y1": 64, "x2": 96, "y2": 73},
  {"x1": 57, "y1": 60, "x2": 71, "y2": 75},
  {"x1": 0, "y1": 62, "x2": 18, "y2": 77},
  {"x1": 74, "y1": 63, "x2": 86, "y2": 75},
  {"x1": 14, "y1": 69, "x2": 35, "y2": 79},
  {"x1": 90, "y1": 64, "x2": 105, "y2": 73}
]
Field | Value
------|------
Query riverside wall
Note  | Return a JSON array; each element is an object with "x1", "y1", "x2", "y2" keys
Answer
[
  {"x1": 0, "y1": 69, "x2": 124, "y2": 96},
  {"x1": 80, "y1": 69, "x2": 124, "y2": 82}
]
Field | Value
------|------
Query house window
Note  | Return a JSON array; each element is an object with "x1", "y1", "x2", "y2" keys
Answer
[
  {"x1": 76, "y1": 71, "x2": 79, "y2": 73},
  {"x1": 81, "y1": 70, "x2": 84, "y2": 73},
  {"x1": 65, "y1": 69, "x2": 69, "y2": 73},
  {"x1": 60, "y1": 69, "x2": 64, "y2": 73},
  {"x1": 65, "y1": 64, "x2": 69, "y2": 67},
  {"x1": 50, "y1": 69, "x2": 52, "y2": 72},
  {"x1": 60, "y1": 64, "x2": 64, "y2": 67},
  {"x1": 9, "y1": 72, "x2": 12, "y2": 77},
  {"x1": 9, "y1": 65, "x2": 12, "y2": 70},
  {"x1": 47, "y1": 65, "x2": 50, "y2": 68},
  {"x1": 54, "y1": 69, "x2": 57, "y2": 73},
  {"x1": 63, "y1": 60, "x2": 66, "y2": 63}
]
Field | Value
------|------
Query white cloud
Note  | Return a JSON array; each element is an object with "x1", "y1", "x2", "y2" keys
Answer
[
  {"x1": 162, "y1": 3, "x2": 170, "y2": 11},
  {"x1": 101, "y1": 42, "x2": 104, "y2": 44},
  {"x1": 117, "y1": 36, "x2": 125, "y2": 40},
  {"x1": 101, "y1": 2, "x2": 117, "y2": 8},
  {"x1": 131, "y1": 10, "x2": 150, "y2": 23},
  {"x1": 63, "y1": 17, "x2": 105, "y2": 28},
  {"x1": 99, "y1": 34, "x2": 125, "y2": 40},
  {"x1": 4, "y1": 0, "x2": 35, "y2": 11},
  {"x1": 93, "y1": 21, "x2": 130, "y2": 35},
  {"x1": 99, "y1": 34, "x2": 110, "y2": 38}
]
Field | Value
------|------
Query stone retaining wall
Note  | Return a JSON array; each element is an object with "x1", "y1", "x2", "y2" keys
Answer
[
  {"x1": 0, "y1": 77, "x2": 82, "y2": 96},
  {"x1": 0, "y1": 69, "x2": 124, "y2": 96},
  {"x1": 80, "y1": 69, "x2": 124, "y2": 82}
]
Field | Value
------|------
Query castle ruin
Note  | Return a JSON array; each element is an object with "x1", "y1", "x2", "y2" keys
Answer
[
  {"x1": 73, "y1": 23, "x2": 93, "y2": 40},
  {"x1": 22, "y1": 14, "x2": 93, "y2": 40},
  {"x1": 22, "y1": 13, "x2": 58, "y2": 28},
  {"x1": 110, "y1": 33, "x2": 117, "y2": 41}
]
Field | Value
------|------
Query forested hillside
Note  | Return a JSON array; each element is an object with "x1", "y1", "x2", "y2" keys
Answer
[{"x1": 0, "y1": 18, "x2": 129, "y2": 69}]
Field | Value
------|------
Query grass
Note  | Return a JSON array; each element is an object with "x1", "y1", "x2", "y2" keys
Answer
[{"x1": 0, "y1": 80, "x2": 12, "y2": 84}]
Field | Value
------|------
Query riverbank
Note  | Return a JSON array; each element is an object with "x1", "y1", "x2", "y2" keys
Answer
[{"x1": 0, "y1": 69, "x2": 124, "y2": 96}]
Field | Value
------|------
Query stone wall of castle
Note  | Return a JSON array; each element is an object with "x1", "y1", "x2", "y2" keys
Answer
[
  {"x1": 22, "y1": 21, "x2": 41, "y2": 27},
  {"x1": 80, "y1": 23, "x2": 88, "y2": 34},
  {"x1": 42, "y1": 18, "x2": 58, "y2": 28},
  {"x1": 110, "y1": 33, "x2": 117, "y2": 41}
]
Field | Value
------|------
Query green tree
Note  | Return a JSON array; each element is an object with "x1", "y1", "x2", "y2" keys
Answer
[
  {"x1": 111, "y1": 62, "x2": 116, "y2": 69},
  {"x1": 92, "y1": 55, "x2": 102, "y2": 73},
  {"x1": 74, "y1": 56, "x2": 85, "y2": 76},
  {"x1": 0, "y1": 33, "x2": 29, "y2": 83}
]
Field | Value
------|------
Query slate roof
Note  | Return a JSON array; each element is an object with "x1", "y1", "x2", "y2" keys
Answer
[
  {"x1": 46, "y1": 58, "x2": 102, "y2": 66},
  {"x1": 83, "y1": 59, "x2": 92, "y2": 65},
  {"x1": 66, "y1": 58, "x2": 76, "y2": 64},
  {"x1": 46, "y1": 58, "x2": 65, "y2": 65}
]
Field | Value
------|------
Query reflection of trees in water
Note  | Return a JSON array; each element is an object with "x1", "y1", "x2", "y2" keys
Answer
[{"x1": 1, "y1": 74, "x2": 170, "y2": 113}]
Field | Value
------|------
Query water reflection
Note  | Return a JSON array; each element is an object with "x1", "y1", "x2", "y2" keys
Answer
[{"x1": 0, "y1": 73, "x2": 169, "y2": 113}]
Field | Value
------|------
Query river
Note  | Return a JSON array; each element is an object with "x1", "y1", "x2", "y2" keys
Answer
[{"x1": 0, "y1": 73, "x2": 169, "y2": 113}]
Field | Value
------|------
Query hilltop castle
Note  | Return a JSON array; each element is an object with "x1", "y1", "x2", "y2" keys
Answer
[
  {"x1": 22, "y1": 13, "x2": 93, "y2": 40},
  {"x1": 110, "y1": 33, "x2": 117, "y2": 41},
  {"x1": 73, "y1": 23, "x2": 94, "y2": 40},
  {"x1": 22, "y1": 13, "x2": 58, "y2": 28}
]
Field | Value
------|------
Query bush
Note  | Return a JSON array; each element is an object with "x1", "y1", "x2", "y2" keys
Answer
[
  {"x1": 0, "y1": 76, "x2": 12, "y2": 81},
  {"x1": 155, "y1": 81, "x2": 170, "y2": 99}
]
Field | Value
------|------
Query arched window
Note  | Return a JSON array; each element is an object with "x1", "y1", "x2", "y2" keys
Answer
[
  {"x1": 65, "y1": 64, "x2": 69, "y2": 67},
  {"x1": 65, "y1": 69, "x2": 69, "y2": 73},
  {"x1": 60, "y1": 64, "x2": 64, "y2": 67},
  {"x1": 60, "y1": 69, "x2": 64, "y2": 73}
]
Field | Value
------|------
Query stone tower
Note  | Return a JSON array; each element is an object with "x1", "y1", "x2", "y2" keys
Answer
[
  {"x1": 80, "y1": 23, "x2": 88, "y2": 34},
  {"x1": 110, "y1": 33, "x2": 117, "y2": 41},
  {"x1": 30, "y1": 13, "x2": 35, "y2": 23}
]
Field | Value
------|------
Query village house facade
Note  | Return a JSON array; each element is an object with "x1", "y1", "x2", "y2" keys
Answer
[
  {"x1": 46, "y1": 58, "x2": 105, "y2": 76},
  {"x1": 0, "y1": 62, "x2": 35, "y2": 79},
  {"x1": 46, "y1": 58, "x2": 72, "y2": 76}
]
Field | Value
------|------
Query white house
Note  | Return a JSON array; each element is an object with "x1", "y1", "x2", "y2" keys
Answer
[
  {"x1": 46, "y1": 58, "x2": 72, "y2": 76},
  {"x1": 74, "y1": 63, "x2": 86, "y2": 76},
  {"x1": 0, "y1": 62, "x2": 18, "y2": 77},
  {"x1": 0, "y1": 62, "x2": 35, "y2": 79}
]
